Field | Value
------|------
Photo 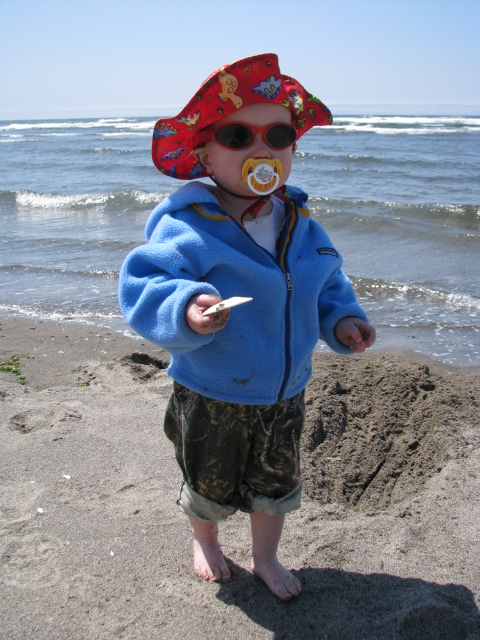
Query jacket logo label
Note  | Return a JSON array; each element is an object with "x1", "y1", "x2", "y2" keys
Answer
[{"x1": 317, "y1": 247, "x2": 338, "y2": 258}]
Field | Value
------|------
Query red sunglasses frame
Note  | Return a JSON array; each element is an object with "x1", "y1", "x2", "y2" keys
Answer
[{"x1": 197, "y1": 121, "x2": 298, "y2": 150}]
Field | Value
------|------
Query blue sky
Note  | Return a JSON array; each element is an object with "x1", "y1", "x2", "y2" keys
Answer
[{"x1": 1, "y1": 0, "x2": 479, "y2": 119}]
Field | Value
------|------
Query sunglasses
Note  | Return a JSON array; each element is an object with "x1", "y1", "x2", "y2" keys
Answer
[{"x1": 198, "y1": 122, "x2": 298, "y2": 150}]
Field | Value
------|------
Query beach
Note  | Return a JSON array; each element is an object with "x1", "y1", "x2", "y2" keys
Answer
[{"x1": 1, "y1": 317, "x2": 479, "y2": 639}]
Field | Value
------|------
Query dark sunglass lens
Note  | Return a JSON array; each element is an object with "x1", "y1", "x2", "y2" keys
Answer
[
  {"x1": 266, "y1": 124, "x2": 297, "y2": 148},
  {"x1": 215, "y1": 124, "x2": 253, "y2": 149}
]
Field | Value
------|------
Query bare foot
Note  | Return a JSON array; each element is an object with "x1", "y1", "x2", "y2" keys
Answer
[
  {"x1": 251, "y1": 556, "x2": 302, "y2": 601},
  {"x1": 190, "y1": 519, "x2": 231, "y2": 582},
  {"x1": 250, "y1": 512, "x2": 301, "y2": 600}
]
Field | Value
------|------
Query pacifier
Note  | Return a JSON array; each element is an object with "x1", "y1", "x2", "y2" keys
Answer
[{"x1": 241, "y1": 158, "x2": 283, "y2": 195}]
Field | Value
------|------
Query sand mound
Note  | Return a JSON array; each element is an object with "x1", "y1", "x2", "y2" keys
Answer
[{"x1": 302, "y1": 352, "x2": 479, "y2": 511}]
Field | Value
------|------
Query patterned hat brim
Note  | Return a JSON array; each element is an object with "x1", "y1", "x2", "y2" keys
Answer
[{"x1": 152, "y1": 53, "x2": 332, "y2": 180}]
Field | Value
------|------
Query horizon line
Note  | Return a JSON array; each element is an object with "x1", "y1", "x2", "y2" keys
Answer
[{"x1": 1, "y1": 102, "x2": 479, "y2": 121}]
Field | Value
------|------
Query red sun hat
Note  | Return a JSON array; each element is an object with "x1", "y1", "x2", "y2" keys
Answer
[{"x1": 152, "y1": 53, "x2": 332, "y2": 180}]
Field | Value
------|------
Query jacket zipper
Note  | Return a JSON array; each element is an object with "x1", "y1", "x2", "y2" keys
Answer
[
  {"x1": 276, "y1": 200, "x2": 297, "y2": 400},
  {"x1": 277, "y1": 268, "x2": 293, "y2": 400},
  {"x1": 224, "y1": 204, "x2": 296, "y2": 401}
]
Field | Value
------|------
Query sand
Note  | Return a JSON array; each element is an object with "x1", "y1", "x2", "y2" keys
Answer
[{"x1": 1, "y1": 317, "x2": 479, "y2": 639}]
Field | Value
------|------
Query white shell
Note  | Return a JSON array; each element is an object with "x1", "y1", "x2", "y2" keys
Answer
[{"x1": 203, "y1": 296, "x2": 253, "y2": 316}]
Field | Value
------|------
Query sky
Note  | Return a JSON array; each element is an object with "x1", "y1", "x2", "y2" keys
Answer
[{"x1": 1, "y1": 0, "x2": 479, "y2": 119}]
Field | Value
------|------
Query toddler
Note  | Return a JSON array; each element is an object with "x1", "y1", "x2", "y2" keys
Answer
[{"x1": 119, "y1": 53, "x2": 375, "y2": 601}]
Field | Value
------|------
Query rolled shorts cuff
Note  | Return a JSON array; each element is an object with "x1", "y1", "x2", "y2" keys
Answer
[
  {"x1": 239, "y1": 483, "x2": 302, "y2": 516},
  {"x1": 177, "y1": 481, "x2": 303, "y2": 521},
  {"x1": 177, "y1": 481, "x2": 238, "y2": 522}
]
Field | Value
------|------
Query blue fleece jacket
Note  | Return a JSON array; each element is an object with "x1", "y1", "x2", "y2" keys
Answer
[{"x1": 119, "y1": 182, "x2": 368, "y2": 405}]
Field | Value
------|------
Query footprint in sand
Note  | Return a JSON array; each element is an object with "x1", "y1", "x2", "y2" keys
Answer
[
  {"x1": 9, "y1": 403, "x2": 83, "y2": 434},
  {"x1": 0, "y1": 480, "x2": 43, "y2": 524},
  {"x1": 120, "y1": 352, "x2": 168, "y2": 383},
  {"x1": 1, "y1": 533, "x2": 63, "y2": 588}
]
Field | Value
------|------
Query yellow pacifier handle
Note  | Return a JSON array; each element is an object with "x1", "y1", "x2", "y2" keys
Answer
[{"x1": 241, "y1": 158, "x2": 283, "y2": 195}]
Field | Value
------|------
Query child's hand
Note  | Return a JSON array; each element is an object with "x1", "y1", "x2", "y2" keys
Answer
[
  {"x1": 334, "y1": 316, "x2": 376, "y2": 353},
  {"x1": 186, "y1": 294, "x2": 230, "y2": 335}
]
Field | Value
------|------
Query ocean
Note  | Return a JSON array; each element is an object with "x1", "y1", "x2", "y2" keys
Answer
[{"x1": 0, "y1": 115, "x2": 479, "y2": 367}]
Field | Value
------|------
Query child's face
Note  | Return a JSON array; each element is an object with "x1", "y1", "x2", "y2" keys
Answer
[{"x1": 194, "y1": 103, "x2": 295, "y2": 198}]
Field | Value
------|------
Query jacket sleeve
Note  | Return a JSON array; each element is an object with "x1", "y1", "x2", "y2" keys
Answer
[
  {"x1": 118, "y1": 222, "x2": 220, "y2": 355},
  {"x1": 317, "y1": 267, "x2": 369, "y2": 355}
]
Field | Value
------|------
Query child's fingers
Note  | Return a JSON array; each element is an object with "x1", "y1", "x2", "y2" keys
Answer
[
  {"x1": 362, "y1": 323, "x2": 376, "y2": 346},
  {"x1": 347, "y1": 321, "x2": 376, "y2": 352},
  {"x1": 355, "y1": 320, "x2": 376, "y2": 344},
  {"x1": 208, "y1": 308, "x2": 230, "y2": 331}
]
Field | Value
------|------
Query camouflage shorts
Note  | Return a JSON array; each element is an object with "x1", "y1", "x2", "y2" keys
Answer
[{"x1": 164, "y1": 382, "x2": 306, "y2": 521}]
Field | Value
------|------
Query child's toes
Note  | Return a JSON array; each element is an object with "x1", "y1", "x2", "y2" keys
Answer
[
  {"x1": 287, "y1": 574, "x2": 302, "y2": 596},
  {"x1": 220, "y1": 563, "x2": 232, "y2": 581}
]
